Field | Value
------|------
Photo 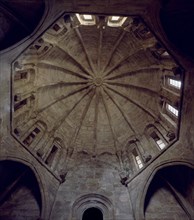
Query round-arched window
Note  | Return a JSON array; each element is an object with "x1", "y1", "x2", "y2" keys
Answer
[{"x1": 82, "y1": 207, "x2": 103, "y2": 220}]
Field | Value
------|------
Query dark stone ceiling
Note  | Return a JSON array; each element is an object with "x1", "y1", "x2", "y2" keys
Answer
[
  {"x1": 160, "y1": 0, "x2": 194, "y2": 59},
  {"x1": 0, "y1": 0, "x2": 45, "y2": 50}
]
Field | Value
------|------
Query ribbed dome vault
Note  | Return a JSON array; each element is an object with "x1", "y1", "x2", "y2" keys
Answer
[{"x1": 11, "y1": 13, "x2": 183, "y2": 181}]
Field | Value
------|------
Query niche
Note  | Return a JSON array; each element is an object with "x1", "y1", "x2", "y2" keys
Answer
[
  {"x1": 144, "y1": 165, "x2": 194, "y2": 220},
  {"x1": 14, "y1": 71, "x2": 28, "y2": 81},
  {"x1": 22, "y1": 121, "x2": 46, "y2": 149},
  {"x1": 150, "y1": 131, "x2": 166, "y2": 150},
  {"x1": 14, "y1": 99, "x2": 27, "y2": 111},
  {"x1": 72, "y1": 193, "x2": 113, "y2": 220},
  {"x1": 131, "y1": 18, "x2": 153, "y2": 40},
  {"x1": 52, "y1": 24, "x2": 61, "y2": 32},
  {"x1": 126, "y1": 140, "x2": 144, "y2": 172},
  {"x1": 28, "y1": 39, "x2": 52, "y2": 56},
  {"x1": 150, "y1": 43, "x2": 169, "y2": 60},
  {"x1": 82, "y1": 207, "x2": 103, "y2": 220},
  {"x1": 44, "y1": 137, "x2": 64, "y2": 171},
  {"x1": 132, "y1": 148, "x2": 144, "y2": 170},
  {"x1": 146, "y1": 125, "x2": 168, "y2": 151},
  {"x1": 14, "y1": 95, "x2": 35, "y2": 112},
  {"x1": 0, "y1": 160, "x2": 42, "y2": 219},
  {"x1": 23, "y1": 127, "x2": 41, "y2": 146},
  {"x1": 45, "y1": 145, "x2": 58, "y2": 167}
]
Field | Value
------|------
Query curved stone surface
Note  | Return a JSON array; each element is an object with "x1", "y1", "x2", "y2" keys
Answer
[{"x1": 11, "y1": 13, "x2": 183, "y2": 180}]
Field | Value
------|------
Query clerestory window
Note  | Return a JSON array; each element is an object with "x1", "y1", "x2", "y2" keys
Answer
[
  {"x1": 132, "y1": 149, "x2": 143, "y2": 169},
  {"x1": 169, "y1": 78, "x2": 181, "y2": 89},
  {"x1": 76, "y1": 14, "x2": 96, "y2": 25},
  {"x1": 166, "y1": 104, "x2": 179, "y2": 117},
  {"x1": 83, "y1": 14, "x2": 93, "y2": 20},
  {"x1": 107, "y1": 16, "x2": 127, "y2": 27},
  {"x1": 150, "y1": 131, "x2": 166, "y2": 150}
]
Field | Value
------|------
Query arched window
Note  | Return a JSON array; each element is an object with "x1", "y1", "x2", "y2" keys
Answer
[
  {"x1": 150, "y1": 131, "x2": 166, "y2": 150},
  {"x1": 14, "y1": 98, "x2": 27, "y2": 111},
  {"x1": 162, "y1": 67, "x2": 183, "y2": 94},
  {"x1": 72, "y1": 194, "x2": 113, "y2": 220},
  {"x1": 159, "y1": 97, "x2": 179, "y2": 128},
  {"x1": 44, "y1": 138, "x2": 63, "y2": 171},
  {"x1": 46, "y1": 17, "x2": 68, "y2": 37},
  {"x1": 23, "y1": 127, "x2": 41, "y2": 146},
  {"x1": 27, "y1": 38, "x2": 52, "y2": 57},
  {"x1": 168, "y1": 78, "x2": 181, "y2": 89},
  {"x1": 132, "y1": 148, "x2": 144, "y2": 169},
  {"x1": 82, "y1": 207, "x2": 103, "y2": 220},
  {"x1": 45, "y1": 145, "x2": 58, "y2": 167},
  {"x1": 126, "y1": 140, "x2": 144, "y2": 170},
  {"x1": 22, "y1": 121, "x2": 46, "y2": 147},
  {"x1": 166, "y1": 103, "x2": 179, "y2": 117},
  {"x1": 130, "y1": 17, "x2": 153, "y2": 40},
  {"x1": 14, "y1": 71, "x2": 28, "y2": 81},
  {"x1": 146, "y1": 125, "x2": 167, "y2": 150},
  {"x1": 13, "y1": 66, "x2": 35, "y2": 86},
  {"x1": 14, "y1": 94, "x2": 35, "y2": 113}
]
